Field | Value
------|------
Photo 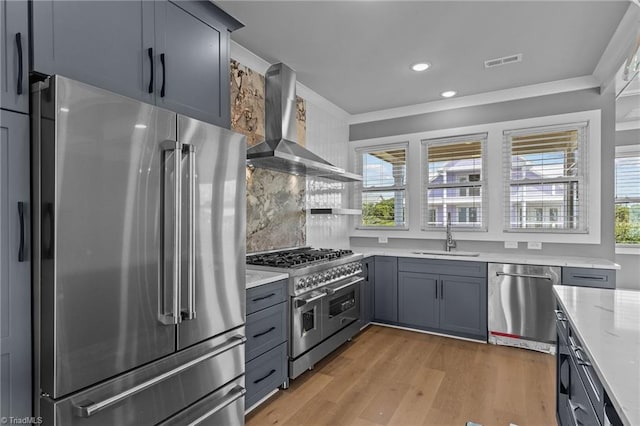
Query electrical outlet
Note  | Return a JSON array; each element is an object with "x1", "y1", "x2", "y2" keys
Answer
[
  {"x1": 504, "y1": 241, "x2": 518, "y2": 249},
  {"x1": 378, "y1": 236, "x2": 388, "y2": 244},
  {"x1": 527, "y1": 241, "x2": 542, "y2": 250}
]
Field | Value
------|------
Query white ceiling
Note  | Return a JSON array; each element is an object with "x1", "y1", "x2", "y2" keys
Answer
[{"x1": 217, "y1": 1, "x2": 629, "y2": 115}]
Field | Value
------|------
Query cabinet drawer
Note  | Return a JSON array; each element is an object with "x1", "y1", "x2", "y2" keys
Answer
[
  {"x1": 245, "y1": 342, "x2": 287, "y2": 409},
  {"x1": 398, "y1": 257, "x2": 487, "y2": 278},
  {"x1": 567, "y1": 356, "x2": 600, "y2": 426},
  {"x1": 246, "y1": 302, "x2": 287, "y2": 361},
  {"x1": 569, "y1": 331, "x2": 604, "y2": 424},
  {"x1": 562, "y1": 267, "x2": 615, "y2": 289},
  {"x1": 246, "y1": 279, "x2": 287, "y2": 314}
]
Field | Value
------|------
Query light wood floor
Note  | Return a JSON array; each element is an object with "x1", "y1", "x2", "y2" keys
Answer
[{"x1": 246, "y1": 325, "x2": 556, "y2": 426}]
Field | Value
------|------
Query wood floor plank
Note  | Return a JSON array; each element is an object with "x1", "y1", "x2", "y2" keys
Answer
[{"x1": 246, "y1": 326, "x2": 557, "y2": 426}]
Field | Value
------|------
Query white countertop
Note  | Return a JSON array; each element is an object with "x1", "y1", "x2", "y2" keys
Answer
[
  {"x1": 553, "y1": 285, "x2": 640, "y2": 426},
  {"x1": 245, "y1": 269, "x2": 289, "y2": 289},
  {"x1": 355, "y1": 248, "x2": 620, "y2": 270}
]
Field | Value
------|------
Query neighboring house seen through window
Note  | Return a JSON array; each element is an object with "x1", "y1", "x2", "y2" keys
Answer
[
  {"x1": 422, "y1": 134, "x2": 487, "y2": 229},
  {"x1": 357, "y1": 144, "x2": 408, "y2": 228},
  {"x1": 504, "y1": 122, "x2": 588, "y2": 232},
  {"x1": 615, "y1": 145, "x2": 640, "y2": 245}
]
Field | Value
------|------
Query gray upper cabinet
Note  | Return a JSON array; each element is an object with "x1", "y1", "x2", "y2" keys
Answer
[
  {"x1": 154, "y1": 1, "x2": 231, "y2": 127},
  {"x1": 32, "y1": 1, "x2": 155, "y2": 104},
  {"x1": 0, "y1": 0, "x2": 29, "y2": 113},
  {"x1": 374, "y1": 256, "x2": 398, "y2": 323},
  {"x1": 0, "y1": 110, "x2": 31, "y2": 418},
  {"x1": 398, "y1": 272, "x2": 439, "y2": 329},
  {"x1": 439, "y1": 275, "x2": 487, "y2": 337},
  {"x1": 31, "y1": 0, "x2": 241, "y2": 127}
]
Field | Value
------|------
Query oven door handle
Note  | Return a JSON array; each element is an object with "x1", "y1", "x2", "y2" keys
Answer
[
  {"x1": 324, "y1": 277, "x2": 364, "y2": 295},
  {"x1": 294, "y1": 292, "x2": 326, "y2": 308}
]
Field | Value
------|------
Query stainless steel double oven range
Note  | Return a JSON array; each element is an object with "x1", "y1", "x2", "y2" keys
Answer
[{"x1": 247, "y1": 248, "x2": 363, "y2": 379}]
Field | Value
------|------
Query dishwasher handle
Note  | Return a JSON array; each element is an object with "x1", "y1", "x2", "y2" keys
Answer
[{"x1": 496, "y1": 271, "x2": 553, "y2": 281}]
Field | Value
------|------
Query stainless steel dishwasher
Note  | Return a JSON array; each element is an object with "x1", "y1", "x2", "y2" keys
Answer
[{"x1": 488, "y1": 263, "x2": 560, "y2": 353}]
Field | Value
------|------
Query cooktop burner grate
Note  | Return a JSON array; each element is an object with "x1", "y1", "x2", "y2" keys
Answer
[{"x1": 246, "y1": 248, "x2": 354, "y2": 268}]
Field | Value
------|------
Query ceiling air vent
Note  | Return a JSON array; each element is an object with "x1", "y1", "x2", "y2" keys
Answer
[{"x1": 484, "y1": 53, "x2": 523, "y2": 68}]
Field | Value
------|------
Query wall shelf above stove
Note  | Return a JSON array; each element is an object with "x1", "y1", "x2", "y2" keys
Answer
[{"x1": 308, "y1": 208, "x2": 362, "y2": 215}]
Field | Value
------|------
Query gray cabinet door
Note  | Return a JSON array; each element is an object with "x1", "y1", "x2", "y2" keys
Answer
[
  {"x1": 374, "y1": 256, "x2": 397, "y2": 322},
  {"x1": 0, "y1": 0, "x2": 29, "y2": 113},
  {"x1": 154, "y1": 1, "x2": 230, "y2": 127},
  {"x1": 32, "y1": 0, "x2": 155, "y2": 104},
  {"x1": 398, "y1": 272, "x2": 439, "y2": 329},
  {"x1": 439, "y1": 275, "x2": 487, "y2": 338},
  {"x1": 0, "y1": 110, "x2": 31, "y2": 418},
  {"x1": 359, "y1": 258, "x2": 375, "y2": 326}
]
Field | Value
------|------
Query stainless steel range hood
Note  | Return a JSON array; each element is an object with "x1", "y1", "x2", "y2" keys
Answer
[{"x1": 246, "y1": 63, "x2": 362, "y2": 182}]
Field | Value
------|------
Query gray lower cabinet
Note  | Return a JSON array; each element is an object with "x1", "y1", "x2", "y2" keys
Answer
[
  {"x1": 0, "y1": 0, "x2": 29, "y2": 113},
  {"x1": 394, "y1": 258, "x2": 487, "y2": 340},
  {"x1": 555, "y1": 305, "x2": 622, "y2": 426},
  {"x1": 359, "y1": 257, "x2": 375, "y2": 327},
  {"x1": 398, "y1": 272, "x2": 439, "y2": 329},
  {"x1": 373, "y1": 256, "x2": 398, "y2": 322},
  {"x1": 245, "y1": 280, "x2": 288, "y2": 410},
  {"x1": 0, "y1": 109, "x2": 31, "y2": 418},
  {"x1": 562, "y1": 267, "x2": 616, "y2": 289},
  {"x1": 439, "y1": 275, "x2": 487, "y2": 337},
  {"x1": 32, "y1": 0, "x2": 241, "y2": 127}
]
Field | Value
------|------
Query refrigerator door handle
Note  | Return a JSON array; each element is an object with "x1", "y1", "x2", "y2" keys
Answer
[
  {"x1": 160, "y1": 140, "x2": 183, "y2": 325},
  {"x1": 182, "y1": 143, "x2": 196, "y2": 321},
  {"x1": 72, "y1": 335, "x2": 246, "y2": 418}
]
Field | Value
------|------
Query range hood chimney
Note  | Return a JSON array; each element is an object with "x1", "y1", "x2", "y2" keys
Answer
[{"x1": 246, "y1": 63, "x2": 362, "y2": 182}]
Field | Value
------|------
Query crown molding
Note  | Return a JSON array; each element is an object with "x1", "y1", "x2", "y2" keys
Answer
[
  {"x1": 348, "y1": 75, "x2": 599, "y2": 125},
  {"x1": 593, "y1": 3, "x2": 640, "y2": 93}
]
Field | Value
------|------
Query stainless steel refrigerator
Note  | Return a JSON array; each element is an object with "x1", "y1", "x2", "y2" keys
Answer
[{"x1": 31, "y1": 76, "x2": 247, "y2": 425}]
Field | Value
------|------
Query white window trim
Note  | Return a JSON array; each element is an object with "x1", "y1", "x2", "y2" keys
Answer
[
  {"x1": 349, "y1": 109, "x2": 601, "y2": 245},
  {"x1": 421, "y1": 133, "x2": 488, "y2": 231},
  {"x1": 615, "y1": 143, "x2": 640, "y2": 255},
  {"x1": 503, "y1": 121, "x2": 589, "y2": 234},
  {"x1": 355, "y1": 142, "x2": 409, "y2": 230}
]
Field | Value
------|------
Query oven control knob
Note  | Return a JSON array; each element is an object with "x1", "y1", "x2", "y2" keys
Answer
[{"x1": 312, "y1": 275, "x2": 319, "y2": 286}]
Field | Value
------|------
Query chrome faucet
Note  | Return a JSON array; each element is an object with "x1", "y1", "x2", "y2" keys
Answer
[{"x1": 445, "y1": 212, "x2": 456, "y2": 252}]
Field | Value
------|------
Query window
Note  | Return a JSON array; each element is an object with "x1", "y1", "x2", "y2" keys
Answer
[
  {"x1": 422, "y1": 134, "x2": 486, "y2": 229},
  {"x1": 504, "y1": 122, "x2": 588, "y2": 232},
  {"x1": 357, "y1": 144, "x2": 408, "y2": 228},
  {"x1": 615, "y1": 145, "x2": 640, "y2": 245}
]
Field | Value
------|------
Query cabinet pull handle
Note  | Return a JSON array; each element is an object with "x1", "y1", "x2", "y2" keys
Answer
[
  {"x1": 554, "y1": 310, "x2": 567, "y2": 322},
  {"x1": 147, "y1": 48, "x2": 154, "y2": 93},
  {"x1": 16, "y1": 33, "x2": 23, "y2": 95},
  {"x1": 253, "y1": 326, "x2": 276, "y2": 339},
  {"x1": 435, "y1": 280, "x2": 438, "y2": 299},
  {"x1": 572, "y1": 275, "x2": 605, "y2": 281},
  {"x1": 160, "y1": 53, "x2": 166, "y2": 97},
  {"x1": 440, "y1": 280, "x2": 444, "y2": 299},
  {"x1": 18, "y1": 202, "x2": 26, "y2": 262},
  {"x1": 253, "y1": 369, "x2": 276, "y2": 385},
  {"x1": 252, "y1": 293, "x2": 276, "y2": 302}
]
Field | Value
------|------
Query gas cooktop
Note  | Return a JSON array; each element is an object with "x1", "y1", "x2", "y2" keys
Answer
[{"x1": 246, "y1": 247, "x2": 354, "y2": 268}]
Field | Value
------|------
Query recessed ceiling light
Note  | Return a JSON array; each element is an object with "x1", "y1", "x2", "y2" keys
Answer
[
  {"x1": 134, "y1": 124, "x2": 147, "y2": 129},
  {"x1": 411, "y1": 62, "x2": 431, "y2": 72},
  {"x1": 441, "y1": 91, "x2": 457, "y2": 98},
  {"x1": 59, "y1": 107, "x2": 69, "y2": 112}
]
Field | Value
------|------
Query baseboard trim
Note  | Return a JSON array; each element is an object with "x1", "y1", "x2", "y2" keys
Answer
[{"x1": 369, "y1": 322, "x2": 487, "y2": 344}]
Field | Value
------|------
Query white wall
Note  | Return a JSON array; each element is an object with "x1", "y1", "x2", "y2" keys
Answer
[{"x1": 304, "y1": 101, "x2": 352, "y2": 249}]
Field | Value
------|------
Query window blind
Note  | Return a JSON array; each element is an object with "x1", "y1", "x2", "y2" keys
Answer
[
  {"x1": 504, "y1": 123, "x2": 588, "y2": 232},
  {"x1": 615, "y1": 148, "x2": 640, "y2": 244},
  {"x1": 422, "y1": 134, "x2": 486, "y2": 229},
  {"x1": 357, "y1": 144, "x2": 408, "y2": 228}
]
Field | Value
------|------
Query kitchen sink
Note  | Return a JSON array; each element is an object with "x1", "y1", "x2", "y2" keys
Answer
[{"x1": 411, "y1": 250, "x2": 480, "y2": 257}]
